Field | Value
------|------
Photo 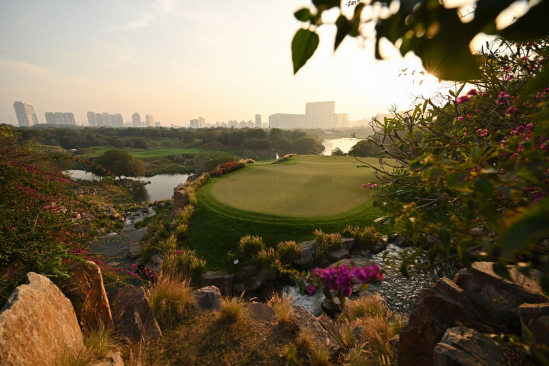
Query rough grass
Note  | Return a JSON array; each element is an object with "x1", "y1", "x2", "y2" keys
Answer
[
  {"x1": 58, "y1": 323, "x2": 119, "y2": 366},
  {"x1": 268, "y1": 293, "x2": 294, "y2": 326},
  {"x1": 185, "y1": 156, "x2": 388, "y2": 269},
  {"x1": 219, "y1": 296, "x2": 248, "y2": 325},
  {"x1": 341, "y1": 294, "x2": 389, "y2": 321}
]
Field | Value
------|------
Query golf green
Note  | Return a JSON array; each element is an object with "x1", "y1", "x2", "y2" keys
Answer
[{"x1": 208, "y1": 155, "x2": 377, "y2": 217}]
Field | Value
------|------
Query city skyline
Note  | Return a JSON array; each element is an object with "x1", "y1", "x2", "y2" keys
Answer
[{"x1": 0, "y1": 0, "x2": 454, "y2": 128}]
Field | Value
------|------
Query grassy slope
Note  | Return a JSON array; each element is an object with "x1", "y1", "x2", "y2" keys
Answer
[
  {"x1": 184, "y1": 156, "x2": 387, "y2": 269},
  {"x1": 89, "y1": 145, "x2": 244, "y2": 158}
]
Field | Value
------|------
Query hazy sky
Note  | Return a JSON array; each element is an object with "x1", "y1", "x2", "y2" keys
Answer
[{"x1": 0, "y1": 0, "x2": 503, "y2": 127}]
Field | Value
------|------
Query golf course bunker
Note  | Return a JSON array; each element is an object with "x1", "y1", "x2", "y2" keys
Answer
[{"x1": 208, "y1": 155, "x2": 377, "y2": 217}]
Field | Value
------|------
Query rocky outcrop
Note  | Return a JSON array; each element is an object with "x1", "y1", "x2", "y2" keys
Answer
[
  {"x1": 248, "y1": 302, "x2": 277, "y2": 323},
  {"x1": 294, "y1": 240, "x2": 318, "y2": 268},
  {"x1": 398, "y1": 278, "x2": 485, "y2": 366},
  {"x1": 0, "y1": 272, "x2": 84, "y2": 366},
  {"x1": 62, "y1": 260, "x2": 113, "y2": 331},
  {"x1": 233, "y1": 266, "x2": 278, "y2": 293},
  {"x1": 172, "y1": 189, "x2": 186, "y2": 212},
  {"x1": 342, "y1": 238, "x2": 355, "y2": 251},
  {"x1": 518, "y1": 303, "x2": 549, "y2": 362},
  {"x1": 200, "y1": 271, "x2": 235, "y2": 293},
  {"x1": 292, "y1": 306, "x2": 340, "y2": 357},
  {"x1": 433, "y1": 327, "x2": 505, "y2": 366},
  {"x1": 194, "y1": 286, "x2": 222, "y2": 311},
  {"x1": 327, "y1": 249, "x2": 350, "y2": 261},
  {"x1": 110, "y1": 285, "x2": 162, "y2": 342},
  {"x1": 145, "y1": 253, "x2": 164, "y2": 273},
  {"x1": 454, "y1": 262, "x2": 548, "y2": 330}
]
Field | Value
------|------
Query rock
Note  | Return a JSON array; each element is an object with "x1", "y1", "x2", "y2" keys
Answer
[
  {"x1": 172, "y1": 189, "x2": 187, "y2": 212},
  {"x1": 332, "y1": 259, "x2": 354, "y2": 268},
  {"x1": 200, "y1": 271, "x2": 235, "y2": 293},
  {"x1": 454, "y1": 262, "x2": 548, "y2": 330},
  {"x1": 92, "y1": 351, "x2": 124, "y2": 366},
  {"x1": 248, "y1": 302, "x2": 277, "y2": 323},
  {"x1": 127, "y1": 242, "x2": 142, "y2": 259},
  {"x1": 433, "y1": 327, "x2": 505, "y2": 366},
  {"x1": 518, "y1": 303, "x2": 549, "y2": 362},
  {"x1": 292, "y1": 306, "x2": 341, "y2": 357},
  {"x1": 294, "y1": 240, "x2": 318, "y2": 268},
  {"x1": 134, "y1": 257, "x2": 145, "y2": 267},
  {"x1": 233, "y1": 266, "x2": 276, "y2": 293},
  {"x1": 327, "y1": 249, "x2": 350, "y2": 261},
  {"x1": 62, "y1": 261, "x2": 113, "y2": 331},
  {"x1": 109, "y1": 285, "x2": 162, "y2": 342},
  {"x1": 342, "y1": 238, "x2": 355, "y2": 251},
  {"x1": 145, "y1": 253, "x2": 164, "y2": 273},
  {"x1": 158, "y1": 202, "x2": 166, "y2": 209},
  {"x1": 392, "y1": 235, "x2": 409, "y2": 248},
  {"x1": 370, "y1": 243, "x2": 385, "y2": 254},
  {"x1": 321, "y1": 299, "x2": 342, "y2": 319},
  {"x1": 194, "y1": 286, "x2": 222, "y2": 311},
  {"x1": 379, "y1": 235, "x2": 389, "y2": 245},
  {"x1": 398, "y1": 278, "x2": 485, "y2": 366},
  {"x1": 0, "y1": 272, "x2": 84, "y2": 365}
]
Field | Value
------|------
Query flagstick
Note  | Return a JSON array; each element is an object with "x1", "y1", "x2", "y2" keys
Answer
[{"x1": 277, "y1": 156, "x2": 279, "y2": 190}]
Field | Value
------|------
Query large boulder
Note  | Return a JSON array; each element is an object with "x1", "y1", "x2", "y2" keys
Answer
[
  {"x1": 248, "y1": 302, "x2": 277, "y2": 323},
  {"x1": 0, "y1": 272, "x2": 84, "y2": 366},
  {"x1": 294, "y1": 240, "x2": 318, "y2": 268},
  {"x1": 127, "y1": 242, "x2": 142, "y2": 259},
  {"x1": 433, "y1": 327, "x2": 506, "y2": 366},
  {"x1": 518, "y1": 303, "x2": 549, "y2": 362},
  {"x1": 342, "y1": 238, "x2": 355, "y2": 251},
  {"x1": 398, "y1": 278, "x2": 485, "y2": 366},
  {"x1": 454, "y1": 262, "x2": 548, "y2": 330},
  {"x1": 62, "y1": 261, "x2": 113, "y2": 331},
  {"x1": 327, "y1": 249, "x2": 350, "y2": 262},
  {"x1": 172, "y1": 189, "x2": 186, "y2": 212},
  {"x1": 200, "y1": 271, "x2": 235, "y2": 293},
  {"x1": 233, "y1": 266, "x2": 277, "y2": 292},
  {"x1": 194, "y1": 286, "x2": 222, "y2": 311},
  {"x1": 292, "y1": 306, "x2": 341, "y2": 357},
  {"x1": 109, "y1": 285, "x2": 162, "y2": 342},
  {"x1": 92, "y1": 351, "x2": 124, "y2": 366}
]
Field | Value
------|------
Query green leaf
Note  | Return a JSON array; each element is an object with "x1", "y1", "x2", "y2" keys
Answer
[
  {"x1": 360, "y1": 283, "x2": 369, "y2": 291},
  {"x1": 292, "y1": 29, "x2": 320, "y2": 74},
  {"x1": 294, "y1": 8, "x2": 311, "y2": 22},
  {"x1": 474, "y1": 178, "x2": 494, "y2": 198},
  {"x1": 492, "y1": 262, "x2": 512, "y2": 281},
  {"x1": 335, "y1": 15, "x2": 351, "y2": 50},
  {"x1": 312, "y1": 0, "x2": 340, "y2": 11}
]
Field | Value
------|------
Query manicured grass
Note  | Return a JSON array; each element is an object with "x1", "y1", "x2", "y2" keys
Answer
[
  {"x1": 184, "y1": 156, "x2": 387, "y2": 269},
  {"x1": 88, "y1": 146, "x2": 244, "y2": 159}
]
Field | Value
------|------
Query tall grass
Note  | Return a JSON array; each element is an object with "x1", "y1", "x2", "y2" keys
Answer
[
  {"x1": 219, "y1": 296, "x2": 247, "y2": 324},
  {"x1": 341, "y1": 294, "x2": 388, "y2": 321},
  {"x1": 268, "y1": 292, "x2": 293, "y2": 326},
  {"x1": 145, "y1": 272, "x2": 195, "y2": 329},
  {"x1": 342, "y1": 225, "x2": 380, "y2": 248},
  {"x1": 239, "y1": 235, "x2": 265, "y2": 258},
  {"x1": 296, "y1": 330, "x2": 332, "y2": 366},
  {"x1": 58, "y1": 322, "x2": 119, "y2": 366},
  {"x1": 161, "y1": 248, "x2": 206, "y2": 282}
]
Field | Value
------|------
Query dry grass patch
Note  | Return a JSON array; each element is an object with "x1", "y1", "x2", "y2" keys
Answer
[
  {"x1": 268, "y1": 292, "x2": 294, "y2": 327},
  {"x1": 58, "y1": 322, "x2": 120, "y2": 366},
  {"x1": 145, "y1": 272, "x2": 195, "y2": 329},
  {"x1": 341, "y1": 294, "x2": 388, "y2": 321},
  {"x1": 219, "y1": 296, "x2": 248, "y2": 325},
  {"x1": 296, "y1": 330, "x2": 332, "y2": 366}
]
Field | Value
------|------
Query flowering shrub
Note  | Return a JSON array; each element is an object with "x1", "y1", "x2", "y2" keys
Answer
[
  {"x1": 275, "y1": 259, "x2": 384, "y2": 309},
  {"x1": 356, "y1": 39, "x2": 549, "y2": 286},
  {"x1": 209, "y1": 161, "x2": 245, "y2": 177},
  {"x1": 313, "y1": 229, "x2": 343, "y2": 258},
  {"x1": 342, "y1": 225, "x2": 380, "y2": 248}
]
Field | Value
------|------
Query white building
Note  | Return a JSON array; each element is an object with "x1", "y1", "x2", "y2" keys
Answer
[
  {"x1": 87, "y1": 112, "x2": 97, "y2": 126},
  {"x1": 132, "y1": 113, "x2": 141, "y2": 127},
  {"x1": 155, "y1": 121, "x2": 161, "y2": 127},
  {"x1": 269, "y1": 113, "x2": 305, "y2": 129},
  {"x1": 336, "y1": 113, "x2": 350, "y2": 128},
  {"x1": 306, "y1": 101, "x2": 336, "y2": 129},
  {"x1": 255, "y1": 114, "x2": 261, "y2": 128},
  {"x1": 45, "y1": 112, "x2": 75, "y2": 125},
  {"x1": 114, "y1": 113, "x2": 123, "y2": 127},
  {"x1": 146, "y1": 114, "x2": 155, "y2": 127},
  {"x1": 13, "y1": 101, "x2": 39, "y2": 126},
  {"x1": 189, "y1": 117, "x2": 205, "y2": 129}
]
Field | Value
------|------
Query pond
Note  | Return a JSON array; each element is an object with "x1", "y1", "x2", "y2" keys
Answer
[
  {"x1": 65, "y1": 170, "x2": 189, "y2": 203},
  {"x1": 322, "y1": 138, "x2": 360, "y2": 155}
]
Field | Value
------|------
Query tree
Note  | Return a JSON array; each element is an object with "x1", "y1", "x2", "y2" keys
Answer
[
  {"x1": 291, "y1": 0, "x2": 549, "y2": 82},
  {"x1": 292, "y1": 137, "x2": 324, "y2": 155},
  {"x1": 95, "y1": 149, "x2": 145, "y2": 179},
  {"x1": 331, "y1": 147, "x2": 344, "y2": 156},
  {"x1": 199, "y1": 142, "x2": 224, "y2": 156},
  {"x1": 348, "y1": 140, "x2": 384, "y2": 157}
]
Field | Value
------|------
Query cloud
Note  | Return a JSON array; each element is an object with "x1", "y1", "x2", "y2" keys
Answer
[
  {"x1": 0, "y1": 60, "x2": 50, "y2": 76},
  {"x1": 114, "y1": 0, "x2": 180, "y2": 30}
]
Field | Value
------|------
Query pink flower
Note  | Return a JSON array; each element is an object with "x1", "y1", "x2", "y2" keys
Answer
[
  {"x1": 456, "y1": 96, "x2": 470, "y2": 104},
  {"x1": 457, "y1": 116, "x2": 464, "y2": 122},
  {"x1": 505, "y1": 75, "x2": 514, "y2": 81},
  {"x1": 481, "y1": 92, "x2": 487, "y2": 96},
  {"x1": 466, "y1": 113, "x2": 472, "y2": 118},
  {"x1": 467, "y1": 89, "x2": 478, "y2": 96},
  {"x1": 475, "y1": 109, "x2": 480, "y2": 113},
  {"x1": 464, "y1": 132, "x2": 467, "y2": 136},
  {"x1": 305, "y1": 285, "x2": 318, "y2": 295}
]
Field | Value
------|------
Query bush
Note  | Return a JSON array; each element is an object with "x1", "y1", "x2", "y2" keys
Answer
[
  {"x1": 253, "y1": 247, "x2": 277, "y2": 267},
  {"x1": 146, "y1": 273, "x2": 194, "y2": 329},
  {"x1": 209, "y1": 161, "x2": 245, "y2": 177},
  {"x1": 239, "y1": 235, "x2": 265, "y2": 258},
  {"x1": 174, "y1": 223, "x2": 188, "y2": 241},
  {"x1": 342, "y1": 226, "x2": 380, "y2": 249},
  {"x1": 219, "y1": 297, "x2": 247, "y2": 324},
  {"x1": 314, "y1": 229, "x2": 343, "y2": 258},
  {"x1": 268, "y1": 293, "x2": 294, "y2": 326},
  {"x1": 161, "y1": 248, "x2": 206, "y2": 282},
  {"x1": 341, "y1": 294, "x2": 388, "y2": 321},
  {"x1": 276, "y1": 241, "x2": 300, "y2": 262}
]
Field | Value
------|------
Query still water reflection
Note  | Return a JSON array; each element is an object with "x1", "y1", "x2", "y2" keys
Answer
[{"x1": 321, "y1": 138, "x2": 359, "y2": 155}]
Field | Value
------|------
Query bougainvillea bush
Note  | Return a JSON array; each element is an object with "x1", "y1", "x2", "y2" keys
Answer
[
  {"x1": 209, "y1": 161, "x2": 245, "y2": 177},
  {"x1": 0, "y1": 127, "x2": 91, "y2": 301},
  {"x1": 357, "y1": 38, "x2": 549, "y2": 289}
]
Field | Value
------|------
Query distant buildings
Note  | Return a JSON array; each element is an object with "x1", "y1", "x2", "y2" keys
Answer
[
  {"x1": 146, "y1": 114, "x2": 155, "y2": 127},
  {"x1": 87, "y1": 112, "x2": 123, "y2": 127},
  {"x1": 13, "y1": 101, "x2": 39, "y2": 126},
  {"x1": 255, "y1": 114, "x2": 261, "y2": 128},
  {"x1": 45, "y1": 112, "x2": 75, "y2": 125},
  {"x1": 189, "y1": 117, "x2": 205, "y2": 129},
  {"x1": 155, "y1": 121, "x2": 161, "y2": 127},
  {"x1": 269, "y1": 101, "x2": 349, "y2": 130},
  {"x1": 132, "y1": 113, "x2": 141, "y2": 127}
]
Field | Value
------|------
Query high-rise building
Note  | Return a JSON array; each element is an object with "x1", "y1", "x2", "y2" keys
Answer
[
  {"x1": 155, "y1": 122, "x2": 161, "y2": 127},
  {"x1": 114, "y1": 113, "x2": 123, "y2": 127},
  {"x1": 306, "y1": 101, "x2": 336, "y2": 129},
  {"x1": 146, "y1": 114, "x2": 155, "y2": 127},
  {"x1": 87, "y1": 112, "x2": 97, "y2": 126},
  {"x1": 269, "y1": 114, "x2": 306, "y2": 129},
  {"x1": 13, "y1": 101, "x2": 39, "y2": 126},
  {"x1": 255, "y1": 114, "x2": 261, "y2": 128},
  {"x1": 132, "y1": 113, "x2": 141, "y2": 127},
  {"x1": 45, "y1": 112, "x2": 75, "y2": 125},
  {"x1": 336, "y1": 113, "x2": 350, "y2": 128},
  {"x1": 190, "y1": 117, "x2": 205, "y2": 129}
]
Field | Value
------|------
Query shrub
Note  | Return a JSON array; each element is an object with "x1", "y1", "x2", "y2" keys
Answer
[
  {"x1": 342, "y1": 226, "x2": 380, "y2": 248},
  {"x1": 314, "y1": 229, "x2": 343, "y2": 258},
  {"x1": 145, "y1": 273, "x2": 194, "y2": 329},
  {"x1": 219, "y1": 297, "x2": 247, "y2": 324},
  {"x1": 161, "y1": 248, "x2": 206, "y2": 282},
  {"x1": 209, "y1": 161, "x2": 245, "y2": 177},
  {"x1": 58, "y1": 322, "x2": 119, "y2": 365},
  {"x1": 253, "y1": 247, "x2": 277, "y2": 267},
  {"x1": 175, "y1": 204, "x2": 194, "y2": 225},
  {"x1": 174, "y1": 224, "x2": 188, "y2": 241},
  {"x1": 268, "y1": 293, "x2": 293, "y2": 326},
  {"x1": 239, "y1": 235, "x2": 265, "y2": 258},
  {"x1": 341, "y1": 294, "x2": 388, "y2": 321},
  {"x1": 276, "y1": 241, "x2": 300, "y2": 262}
]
